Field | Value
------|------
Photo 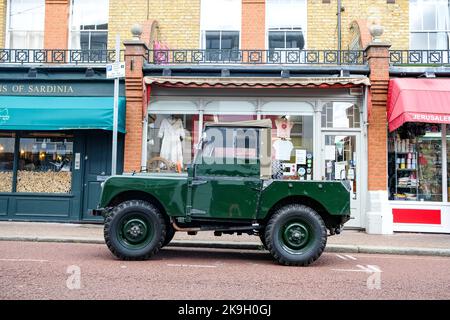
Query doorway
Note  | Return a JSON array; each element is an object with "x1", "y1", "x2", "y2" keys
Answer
[
  {"x1": 321, "y1": 132, "x2": 362, "y2": 228},
  {"x1": 80, "y1": 131, "x2": 124, "y2": 221}
]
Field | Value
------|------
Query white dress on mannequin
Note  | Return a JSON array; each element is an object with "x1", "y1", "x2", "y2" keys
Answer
[{"x1": 158, "y1": 117, "x2": 185, "y2": 165}]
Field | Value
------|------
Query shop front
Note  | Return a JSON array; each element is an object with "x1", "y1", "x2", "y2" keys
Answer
[
  {"x1": 0, "y1": 80, "x2": 126, "y2": 222},
  {"x1": 143, "y1": 76, "x2": 369, "y2": 228},
  {"x1": 387, "y1": 78, "x2": 450, "y2": 233}
]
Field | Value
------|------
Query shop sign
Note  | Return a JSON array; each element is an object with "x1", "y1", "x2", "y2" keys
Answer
[
  {"x1": 0, "y1": 81, "x2": 125, "y2": 97},
  {"x1": 410, "y1": 112, "x2": 450, "y2": 124}
]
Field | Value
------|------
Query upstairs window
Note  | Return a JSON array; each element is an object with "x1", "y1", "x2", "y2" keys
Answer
[
  {"x1": 7, "y1": 0, "x2": 45, "y2": 48},
  {"x1": 201, "y1": 0, "x2": 241, "y2": 60},
  {"x1": 70, "y1": 0, "x2": 109, "y2": 50},
  {"x1": 266, "y1": 0, "x2": 307, "y2": 51},
  {"x1": 410, "y1": 0, "x2": 450, "y2": 50}
]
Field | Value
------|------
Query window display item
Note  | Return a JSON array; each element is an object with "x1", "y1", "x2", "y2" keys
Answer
[
  {"x1": 273, "y1": 139, "x2": 293, "y2": 161},
  {"x1": 158, "y1": 117, "x2": 185, "y2": 165},
  {"x1": 275, "y1": 116, "x2": 294, "y2": 139},
  {"x1": 0, "y1": 172, "x2": 12, "y2": 192}
]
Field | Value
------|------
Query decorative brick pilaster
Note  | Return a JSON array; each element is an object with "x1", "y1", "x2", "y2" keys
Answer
[
  {"x1": 364, "y1": 41, "x2": 393, "y2": 234},
  {"x1": 365, "y1": 42, "x2": 391, "y2": 191},
  {"x1": 241, "y1": 0, "x2": 265, "y2": 50},
  {"x1": 44, "y1": 0, "x2": 69, "y2": 49},
  {"x1": 123, "y1": 38, "x2": 148, "y2": 172}
]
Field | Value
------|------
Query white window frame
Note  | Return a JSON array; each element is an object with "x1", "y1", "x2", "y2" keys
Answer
[
  {"x1": 409, "y1": 0, "x2": 450, "y2": 50},
  {"x1": 5, "y1": 0, "x2": 45, "y2": 49},
  {"x1": 201, "y1": 30, "x2": 241, "y2": 52},
  {"x1": 199, "y1": 0, "x2": 241, "y2": 50},
  {"x1": 68, "y1": 0, "x2": 109, "y2": 50},
  {"x1": 265, "y1": 0, "x2": 308, "y2": 50}
]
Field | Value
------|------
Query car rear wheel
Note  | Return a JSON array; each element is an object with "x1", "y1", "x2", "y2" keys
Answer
[
  {"x1": 265, "y1": 204, "x2": 327, "y2": 266},
  {"x1": 104, "y1": 200, "x2": 166, "y2": 260}
]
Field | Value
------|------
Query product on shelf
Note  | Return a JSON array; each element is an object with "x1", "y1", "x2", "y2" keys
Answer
[
  {"x1": 16, "y1": 171, "x2": 72, "y2": 193},
  {"x1": 0, "y1": 172, "x2": 13, "y2": 192}
]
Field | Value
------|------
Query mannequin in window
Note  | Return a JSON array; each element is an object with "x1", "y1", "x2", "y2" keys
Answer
[
  {"x1": 158, "y1": 115, "x2": 185, "y2": 166},
  {"x1": 275, "y1": 115, "x2": 294, "y2": 139}
]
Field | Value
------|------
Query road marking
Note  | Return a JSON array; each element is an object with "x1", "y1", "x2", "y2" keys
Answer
[
  {"x1": 332, "y1": 265, "x2": 382, "y2": 273},
  {"x1": 0, "y1": 258, "x2": 48, "y2": 263},
  {"x1": 167, "y1": 263, "x2": 217, "y2": 269},
  {"x1": 336, "y1": 254, "x2": 358, "y2": 261},
  {"x1": 357, "y1": 265, "x2": 381, "y2": 272}
]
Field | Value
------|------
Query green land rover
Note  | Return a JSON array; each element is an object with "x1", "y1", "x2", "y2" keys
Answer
[{"x1": 93, "y1": 119, "x2": 351, "y2": 266}]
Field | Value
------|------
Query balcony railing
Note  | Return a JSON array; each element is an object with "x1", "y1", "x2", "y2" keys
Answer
[
  {"x1": 390, "y1": 50, "x2": 450, "y2": 66},
  {"x1": 147, "y1": 49, "x2": 366, "y2": 65},
  {"x1": 0, "y1": 49, "x2": 124, "y2": 65}
]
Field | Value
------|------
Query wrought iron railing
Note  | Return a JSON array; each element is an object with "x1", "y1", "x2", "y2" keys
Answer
[
  {"x1": 390, "y1": 50, "x2": 450, "y2": 66},
  {"x1": 0, "y1": 49, "x2": 124, "y2": 65},
  {"x1": 146, "y1": 49, "x2": 366, "y2": 65}
]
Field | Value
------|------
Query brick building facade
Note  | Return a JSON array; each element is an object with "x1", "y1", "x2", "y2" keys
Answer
[{"x1": 1, "y1": 0, "x2": 450, "y2": 234}]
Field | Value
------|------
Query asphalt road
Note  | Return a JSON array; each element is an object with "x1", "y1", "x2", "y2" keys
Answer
[{"x1": 0, "y1": 241, "x2": 449, "y2": 300}]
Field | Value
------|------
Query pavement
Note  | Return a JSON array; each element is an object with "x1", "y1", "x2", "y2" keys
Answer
[{"x1": 0, "y1": 221, "x2": 449, "y2": 257}]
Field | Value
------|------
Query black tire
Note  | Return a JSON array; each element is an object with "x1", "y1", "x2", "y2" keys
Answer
[
  {"x1": 104, "y1": 200, "x2": 166, "y2": 260},
  {"x1": 265, "y1": 204, "x2": 327, "y2": 266},
  {"x1": 162, "y1": 225, "x2": 175, "y2": 247}
]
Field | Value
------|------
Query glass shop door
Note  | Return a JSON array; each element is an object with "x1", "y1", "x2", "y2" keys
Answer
[{"x1": 321, "y1": 132, "x2": 362, "y2": 228}]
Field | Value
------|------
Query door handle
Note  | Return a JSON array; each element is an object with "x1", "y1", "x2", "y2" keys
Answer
[{"x1": 191, "y1": 180, "x2": 207, "y2": 186}]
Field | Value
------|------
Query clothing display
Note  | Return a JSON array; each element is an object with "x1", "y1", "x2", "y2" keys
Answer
[
  {"x1": 275, "y1": 117, "x2": 294, "y2": 139},
  {"x1": 273, "y1": 139, "x2": 293, "y2": 161},
  {"x1": 158, "y1": 117, "x2": 185, "y2": 165}
]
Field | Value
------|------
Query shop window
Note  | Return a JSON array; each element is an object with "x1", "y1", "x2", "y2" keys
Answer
[
  {"x1": 409, "y1": 0, "x2": 450, "y2": 51},
  {"x1": 321, "y1": 102, "x2": 361, "y2": 129},
  {"x1": 0, "y1": 133, "x2": 15, "y2": 192},
  {"x1": 16, "y1": 134, "x2": 74, "y2": 193},
  {"x1": 262, "y1": 115, "x2": 314, "y2": 180},
  {"x1": 147, "y1": 114, "x2": 199, "y2": 172},
  {"x1": 7, "y1": 0, "x2": 45, "y2": 49},
  {"x1": 388, "y1": 123, "x2": 442, "y2": 202},
  {"x1": 447, "y1": 124, "x2": 450, "y2": 201},
  {"x1": 70, "y1": 0, "x2": 109, "y2": 52}
]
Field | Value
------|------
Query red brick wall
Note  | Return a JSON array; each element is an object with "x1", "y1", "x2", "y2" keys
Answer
[
  {"x1": 366, "y1": 44, "x2": 391, "y2": 191},
  {"x1": 44, "y1": 0, "x2": 69, "y2": 49},
  {"x1": 241, "y1": 0, "x2": 265, "y2": 50},
  {"x1": 123, "y1": 41, "x2": 147, "y2": 172}
]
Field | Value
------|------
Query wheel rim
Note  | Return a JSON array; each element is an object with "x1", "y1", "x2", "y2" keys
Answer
[
  {"x1": 279, "y1": 220, "x2": 313, "y2": 254},
  {"x1": 117, "y1": 214, "x2": 153, "y2": 249}
]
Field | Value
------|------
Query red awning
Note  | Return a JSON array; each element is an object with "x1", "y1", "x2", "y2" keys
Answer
[{"x1": 387, "y1": 78, "x2": 450, "y2": 132}]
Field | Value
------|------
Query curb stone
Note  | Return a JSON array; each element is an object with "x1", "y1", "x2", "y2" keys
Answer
[{"x1": 1, "y1": 236, "x2": 449, "y2": 257}]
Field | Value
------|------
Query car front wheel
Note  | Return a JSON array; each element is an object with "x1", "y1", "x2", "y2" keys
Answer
[
  {"x1": 265, "y1": 204, "x2": 327, "y2": 266},
  {"x1": 104, "y1": 200, "x2": 166, "y2": 260}
]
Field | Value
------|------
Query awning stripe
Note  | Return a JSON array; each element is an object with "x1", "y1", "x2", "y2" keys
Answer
[
  {"x1": 144, "y1": 76, "x2": 371, "y2": 88},
  {"x1": 388, "y1": 79, "x2": 450, "y2": 132}
]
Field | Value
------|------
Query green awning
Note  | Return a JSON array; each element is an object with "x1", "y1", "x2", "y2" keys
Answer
[{"x1": 0, "y1": 96, "x2": 126, "y2": 133}]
